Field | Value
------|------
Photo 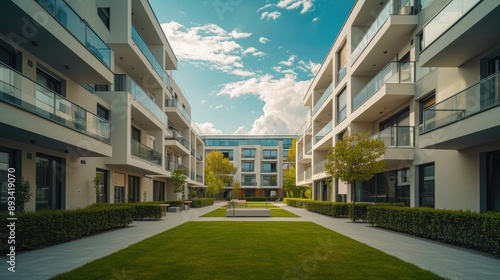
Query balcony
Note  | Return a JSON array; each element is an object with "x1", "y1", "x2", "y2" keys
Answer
[
  {"x1": 0, "y1": 63, "x2": 111, "y2": 157},
  {"x1": 372, "y1": 126, "x2": 414, "y2": 163},
  {"x1": 337, "y1": 63, "x2": 347, "y2": 84},
  {"x1": 419, "y1": 73, "x2": 500, "y2": 149},
  {"x1": 241, "y1": 167, "x2": 254, "y2": 172},
  {"x1": 131, "y1": 139, "x2": 162, "y2": 166},
  {"x1": 0, "y1": 1, "x2": 113, "y2": 84},
  {"x1": 312, "y1": 82, "x2": 333, "y2": 116},
  {"x1": 314, "y1": 120, "x2": 333, "y2": 144},
  {"x1": 352, "y1": 61, "x2": 415, "y2": 122},
  {"x1": 165, "y1": 130, "x2": 190, "y2": 155},
  {"x1": 313, "y1": 159, "x2": 328, "y2": 175},
  {"x1": 196, "y1": 174, "x2": 203, "y2": 183},
  {"x1": 420, "y1": 0, "x2": 499, "y2": 67},
  {"x1": 262, "y1": 168, "x2": 278, "y2": 173},
  {"x1": 165, "y1": 99, "x2": 191, "y2": 126},
  {"x1": 351, "y1": 0, "x2": 417, "y2": 75},
  {"x1": 131, "y1": 26, "x2": 171, "y2": 90}
]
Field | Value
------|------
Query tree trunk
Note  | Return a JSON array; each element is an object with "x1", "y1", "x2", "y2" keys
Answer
[{"x1": 351, "y1": 182, "x2": 356, "y2": 223}]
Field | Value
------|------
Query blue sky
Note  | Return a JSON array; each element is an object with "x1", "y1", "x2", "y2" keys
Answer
[{"x1": 149, "y1": 0, "x2": 356, "y2": 135}]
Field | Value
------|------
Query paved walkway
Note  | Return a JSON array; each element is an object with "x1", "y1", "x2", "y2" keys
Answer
[{"x1": 1, "y1": 202, "x2": 499, "y2": 279}]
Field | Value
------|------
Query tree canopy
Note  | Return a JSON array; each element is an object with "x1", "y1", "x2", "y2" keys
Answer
[
  {"x1": 172, "y1": 169, "x2": 187, "y2": 193},
  {"x1": 204, "y1": 151, "x2": 236, "y2": 198}
]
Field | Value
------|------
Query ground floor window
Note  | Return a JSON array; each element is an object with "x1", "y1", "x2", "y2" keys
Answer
[
  {"x1": 128, "y1": 175, "x2": 141, "y2": 203},
  {"x1": 153, "y1": 180, "x2": 165, "y2": 201},
  {"x1": 419, "y1": 163, "x2": 435, "y2": 208},
  {"x1": 36, "y1": 154, "x2": 65, "y2": 211},
  {"x1": 95, "y1": 169, "x2": 108, "y2": 203},
  {"x1": 485, "y1": 150, "x2": 500, "y2": 211},
  {"x1": 356, "y1": 168, "x2": 411, "y2": 206},
  {"x1": 244, "y1": 189, "x2": 255, "y2": 197}
]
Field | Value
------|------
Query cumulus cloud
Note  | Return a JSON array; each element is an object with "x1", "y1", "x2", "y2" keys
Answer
[
  {"x1": 277, "y1": 0, "x2": 315, "y2": 14},
  {"x1": 232, "y1": 69, "x2": 255, "y2": 77},
  {"x1": 259, "y1": 37, "x2": 270, "y2": 44},
  {"x1": 261, "y1": 11, "x2": 281, "y2": 20},
  {"x1": 233, "y1": 126, "x2": 250, "y2": 134},
  {"x1": 252, "y1": 51, "x2": 266, "y2": 57},
  {"x1": 257, "y1": 4, "x2": 275, "y2": 12},
  {"x1": 161, "y1": 21, "x2": 252, "y2": 74},
  {"x1": 242, "y1": 47, "x2": 257, "y2": 54},
  {"x1": 312, "y1": 17, "x2": 319, "y2": 22},
  {"x1": 298, "y1": 60, "x2": 321, "y2": 76},
  {"x1": 279, "y1": 55, "x2": 296, "y2": 67},
  {"x1": 217, "y1": 74, "x2": 310, "y2": 134},
  {"x1": 196, "y1": 122, "x2": 223, "y2": 135}
]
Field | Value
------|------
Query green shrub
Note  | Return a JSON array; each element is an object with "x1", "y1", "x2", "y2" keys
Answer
[
  {"x1": 0, "y1": 205, "x2": 134, "y2": 254},
  {"x1": 130, "y1": 203, "x2": 162, "y2": 220},
  {"x1": 244, "y1": 197, "x2": 279, "y2": 202},
  {"x1": 284, "y1": 198, "x2": 309, "y2": 208},
  {"x1": 165, "y1": 200, "x2": 184, "y2": 207},
  {"x1": 367, "y1": 206, "x2": 500, "y2": 257},
  {"x1": 191, "y1": 198, "x2": 215, "y2": 208}
]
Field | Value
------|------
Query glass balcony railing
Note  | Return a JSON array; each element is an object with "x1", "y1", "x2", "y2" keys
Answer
[
  {"x1": 131, "y1": 26, "x2": 171, "y2": 90},
  {"x1": 0, "y1": 62, "x2": 110, "y2": 142},
  {"x1": 165, "y1": 99, "x2": 191, "y2": 123},
  {"x1": 337, "y1": 106, "x2": 347, "y2": 124},
  {"x1": 196, "y1": 174, "x2": 203, "y2": 183},
  {"x1": 314, "y1": 120, "x2": 333, "y2": 143},
  {"x1": 129, "y1": 79, "x2": 168, "y2": 127},
  {"x1": 172, "y1": 162, "x2": 189, "y2": 176},
  {"x1": 420, "y1": 73, "x2": 500, "y2": 134},
  {"x1": 338, "y1": 62, "x2": 347, "y2": 84},
  {"x1": 351, "y1": 0, "x2": 415, "y2": 64},
  {"x1": 167, "y1": 130, "x2": 190, "y2": 150},
  {"x1": 312, "y1": 82, "x2": 334, "y2": 116},
  {"x1": 422, "y1": 0, "x2": 481, "y2": 50},
  {"x1": 131, "y1": 139, "x2": 162, "y2": 165},
  {"x1": 36, "y1": 0, "x2": 111, "y2": 68},
  {"x1": 371, "y1": 126, "x2": 414, "y2": 147},
  {"x1": 314, "y1": 159, "x2": 328, "y2": 174},
  {"x1": 352, "y1": 61, "x2": 415, "y2": 111},
  {"x1": 241, "y1": 167, "x2": 254, "y2": 172}
]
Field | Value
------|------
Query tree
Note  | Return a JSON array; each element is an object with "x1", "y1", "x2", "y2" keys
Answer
[
  {"x1": 172, "y1": 169, "x2": 187, "y2": 194},
  {"x1": 283, "y1": 138, "x2": 309, "y2": 198},
  {"x1": 204, "y1": 151, "x2": 236, "y2": 199},
  {"x1": 232, "y1": 180, "x2": 241, "y2": 199},
  {"x1": 17, "y1": 177, "x2": 33, "y2": 210},
  {"x1": 325, "y1": 132, "x2": 385, "y2": 222},
  {"x1": 287, "y1": 138, "x2": 297, "y2": 165}
]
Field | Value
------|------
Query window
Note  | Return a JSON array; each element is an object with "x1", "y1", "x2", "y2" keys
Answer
[
  {"x1": 97, "y1": 104, "x2": 109, "y2": 120},
  {"x1": 262, "y1": 163, "x2": 277, "y2": 173},
  {"x1": 263, "y1": 149, "x2": 277, "y2": 159},
  {"x1": 36, "y1": 154, "x2": 65, "y2": 210},
  {"x1": 128, "y1": 175, "x2": 141, "y2": 203},
  {"x1": 132, "y1": 126, "x2": 141, "y2": 142},
  {"x1": 97, "y1": 8, "x2": 110, "y2": 30},
  {"x1": 95, "y1": 169, "x2": 109, "y2": 203},
  {"x1": 262, "y1": 175, "x2": 277, "y2": 186},
  {"x1": 0, "y1": 43, "x2": 19, "y2": 70},
  {"x1": 220, "y1": 149, "x2": 233, "y2": 160},
  {"x1": 242, "y1": 148, "x2": 256, "y2": 158},
  {"x1": 153, "y1": 181, "x2": 165, "y2": 201},
  {"x1": 36, "y1": 68, "x2": 62, "y2": 96},
  {"x1": 242, "y1": 162, "x2": 254, "y2": 172},
  {"x1": 420, "y1": 93, "x2": 436, "y2": 131},
  {"x1": 419, "y1": 164, "x2": 435, "y2": 208},
  {"x1": 114, "y1": 173, "x2": 125, "y2": 203},
  {"x1": 244, "y1": 189, "x2": 255, "y2": 197},
  {"x1": 337, "y1": 42, "x2": 347, "y2": 83},
  {"x1": 282, "y1": 149, "x2": 289, "y2": 159},
  {"x1": 242, "y1": 175, "x2": 256, "y2": 186},
  {"x1": 336, "y1": 89, "x2": 347, "y2": 124}
]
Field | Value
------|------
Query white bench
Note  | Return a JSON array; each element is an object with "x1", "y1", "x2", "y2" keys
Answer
[
  {"x1": 226, "y1": 208, "x2": 270, "y2": 217},
  {"x1": 229, "y1": 199, "x2": 247, "y2": 206}
]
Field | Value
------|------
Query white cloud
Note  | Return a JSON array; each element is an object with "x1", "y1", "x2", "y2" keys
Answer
[
  {"x1": 200, "y1": 99, "x2": 206, "y2": 104},
  {"x1": 232, "y1": 69, "x2": 255, "y2": 77},
  {"x1": 261, "y1": 11, "x2": 281, "y2": 20},
  {"x1": 312, "y1": 17, "x2": 319, "y2": 22},
  {"x1": 257, "y1": 4, "x2": 275, "y2": 12},
  {"x1": 233, "y1": 126, "x2": 250, "y2": 134},
  {"x1": 252, "y1": 51, "x2": 266, "y2": 57},
  {"x1": 279, "y1": 55, "x2": 296, "y2": 67},
  {"x1": 259, "y1": 37, "x2": 270, "y2": 44},
  {"x1": 214, "y1": 104, "x2": 224, "y2": 109},
  {"x1": 196, "y1": 122, "x2": 224, "y2": 135},
  {"x1": 217, "y1": 74, "x2": 310, "y2": 134},
  {"x1": 161, "y1": 21, "x2": 252, "y2": 73},
  {"x1": 277, "y1": 0, "x2": 315, "y2": 14},
  {"x1": 298, "y1": 60, "x2": 321, "y2": 76},
  {"x1": 242, "y1": 47, "x2": 257, "y2": 54}
]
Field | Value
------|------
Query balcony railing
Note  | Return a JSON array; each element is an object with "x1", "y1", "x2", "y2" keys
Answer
[
  {"x1": 314, "y1": 159, "x2": 328, "y2": 174},
  {"x1": 305, "y1": 141, "x2": 312, "y2": 155},
  {"x1": 422, "y1": 0, "x2": 481, "y2": 50},
  {"x1": 337, "y1": 106, "x2": 347, "y2": 124},
  {"x1": 165, "y1": 99, "x2": 191, "y2": 123},
  {"x1": 351, "y1": 0, "x2": 415, "y2": 64},
  {"x1": 262, "y1": 168, "x2": 277, "y2": 173},
  {"x1": 0, "y1": 63, "x2": 110, "y2": 142},
  {"x1": 241, "y1": 167, "x2": 254, "y2": 172},
  {"x1": 131, "y1": 26, "x2": 171, "y2": 90},
  {"x1": 314, "y1": 120, "x2": 333, "y2": 143},
  {"x1": 312, "y1": 82, "x2": 334, "y2": 116},
  {"x1": 352, "y1": 61, "x2": 415, "y2": 111},
  {"x1": 196, "y1": 174, "x2": 203, "y2": 183},
  {"x1": 131, "y1": 139, "x2": 162, "y2": 165},
  {"x1": 371, "y1": 126, "x2": 414, "y2": 147},
  {"x1": 172, "y1": 162, "x2": 189, "y2": 176},
  {"x1": 129, "y1": 79, "x2": 168, "y2": 126},
  {"x1": 420, "y1": 73, "x2": 500, "y2": 134},
  {"x1": 36, "y1": 0, "x2": 111, "y2": 68},
  {"x1": 242, "y1": 181, "x2": 257, "y2": 186},
  {"x1": 338, "y1": 62, "x2": 347, "y2": 84},
  {"x1": 167, "y1": 130, "x2": 190, "y2": 150}
]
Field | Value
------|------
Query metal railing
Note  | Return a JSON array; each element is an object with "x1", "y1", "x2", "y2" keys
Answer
[
  {"x1": 36, "y1": 0, "x2": 111, "y2": 68},
  {"x1": 351, "y1": 0, "x2": 415, "y2": 64},
  {"x1": 167, "y1": 130, "x2": 190, "y2": 150},
  {"x1": 0, "y1": 62, "x2": 110, "y2": 142},
  {"x1": 129, "y1": 79, "x2": 168, "y2": 126},
  {"x1": 371, "y1": 126, "x2": 415, "y2": 147},
  {"x1": 352, "y1": 61, "x2": 415, "y2": 111},
  {"x1": 165, "y1": 99, "x2": 191, "y2": 123},
  {"x1": 420, "y1": 73, "x2": 499, "y2": 134},
  {"x1": 314, "y1": 159, "x2": 328, "y2": 174},
  {"x1": 131, "y1": 139, "x2": 162, "y2": 165},
  {"x1": 338, "y1": 62, "x2": 347, "y2": 83},
  {"x1": 422, "y1": 0, "x2": 481, "y2": 50},
  {"x1": 314, "y1": 120, "x2": 333, "y2": 143},
  {"x1": 131, "y1": 26, "x2": 171, "y2": 90},
  {"x1": 312, "y1": 82, "x2": 334, "y2": 116}
]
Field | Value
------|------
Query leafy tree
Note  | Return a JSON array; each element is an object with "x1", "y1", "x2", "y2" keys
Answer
[
  {"x1": 325, "y1": 132, "x2": 385, "y2": 222},
  {"x1": 283, "y1": 138, "x2": 309, "y2": 198},
  {"x1": 287, "y1": 138, "x2": 297, "y2": 166},
  {"x1": 172, "y1": 169, "x2": 187, "y2": 194},
  {"x1": 232, "y1": 180, "x2": 241, "y2": 199},
  {"x1": 17, "y1": 177, "x2": 33, "y2": 210},
  {"x1": 204, "y1": 151, "x2": 236, "y2": 199}
]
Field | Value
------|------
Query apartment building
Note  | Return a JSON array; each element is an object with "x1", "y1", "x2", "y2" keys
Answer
[
  {"x1": 203, "y1": 135, "x2": 294, "y2": 199},
  {"x1": 296, "y1": 0, "x2": 500, "y2": 211},
  {"x1": 0, "y1": 0, "x2": 204, "y2": 211}
]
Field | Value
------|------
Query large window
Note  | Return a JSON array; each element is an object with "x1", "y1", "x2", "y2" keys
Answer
[
  {"x1": 485, "y1": 150, "x2": 500, "y2": 211},
  {"x1": 36, "y1": 154, "x2": 65, "y2": 210},
  {"x1": 419, "y1": 163, "x2": 435, "y2": 208},
  {"x1": 262, "y1": 175, "x2": 277, "y2": 186},
  {"x1": 219, "y1": 149, "x2": 233, "y2": 160},
  {"x1": 95, "y1": 169, "x2": 109, "y2": 203},
  {"x1": 242, "y1": 161, "x2": 254, "y2": 172},
  {"x1": 337, "y1": 42, "x2": 347, "y2": 83},
  {"x1": 153, "y1": 181, "x2": 165, "y2": 201},
  {"x1": 336, "y1": 89, "x2": 347, "y2": 124},
  {"x1": 263, "y1": 149, "x2": 277, "y2": 159},
  {"x1": 36, "y1": 68, "x2": 63, "y2": 96},
  {"x1": 242, "y1": 175, "x2": 256, "y2": 186},
  {"x1": 97, "y1": 7, "x2": 110, "y2": 30},
  {"x1": 114, "y1": 173, "x2": 125, "y2": 203},
  {"x1": 128, "y1": 175, "x2": 141, "y2": 203},
  {"x1": 242, "y1": 148, "x2": 256, "y2": 158},
  {"x1": 262, "y1": 163, "x2": 277, "y2": 173}
]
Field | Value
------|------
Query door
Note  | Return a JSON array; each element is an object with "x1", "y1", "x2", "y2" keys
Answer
[
  {"x1": 486, "y1": 150, "x2": 500, "y2": 211},
  {"x1": 36, "y1": 154, "x2": 64, "y2": 211},
  {"x1": 114, "y1": 172, "x2": 125, "y2": 203},
  {"x1": 128, "y1": 175, "x2": 141, "y2": 203},
  {"x1": 95, "y1": 169, "x2": 109, "y2": 203}
]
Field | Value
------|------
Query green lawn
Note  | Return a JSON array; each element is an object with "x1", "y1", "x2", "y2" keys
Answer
[
  {"x1": 201, "y1": 206, "x2": 300, "y2": 217},
  {"x1": 51, "y1": 222, "x2": 443, "y2": 280}
]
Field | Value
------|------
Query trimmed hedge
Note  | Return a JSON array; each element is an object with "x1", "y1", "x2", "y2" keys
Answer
[
  {"x1": 244, "y1": 196, "x2": 280, "y2": 202},
  {"x1": 129, "y1": 203, "x2": 162, "y2": 220},
  {"x1": 367, "y1": 206, "x2": 500, "y2": 257},
  {"x1": 0, "y1": 205, "x2": 134, "y2": 254},
  {"x1": 191, "y1": 198, "x2": 215, "y2": 208},
  {"x1": 284, "y1": 198, "x2": 310, "y2": 208}
]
